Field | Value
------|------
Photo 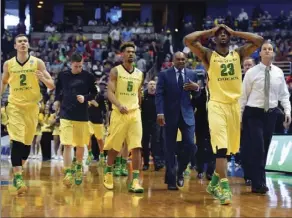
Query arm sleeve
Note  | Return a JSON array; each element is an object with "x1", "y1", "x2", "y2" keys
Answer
[
  {"x1": 279, "y1": 72, "x2": 291, "y2": 115},
  {"x1": 84, "y1": 73, "x2": 98, "y2": 102},
  {"x1": 155, "y1": 71, "x2": 165, "y2": 115},
  {"x1": 54, "y1": 72, "x2": 62, "y2": 102},
  {"x1": 239, "y1": 70, "x2": 253, "y2": 119}
]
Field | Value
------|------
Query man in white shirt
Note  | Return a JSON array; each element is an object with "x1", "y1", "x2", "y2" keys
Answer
[
  {"x1": 45, "y1": 23, "x2": 56, "y2": 33},
  {"x1": 240, "y1": 42, "x2": 291, "y2": 194},
  {"x1": 240, "y1": 57, "x2": 255, "y2": 187}
]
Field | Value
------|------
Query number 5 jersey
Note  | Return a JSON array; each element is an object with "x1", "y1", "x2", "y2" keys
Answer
[{"x1": 113, "y1": 64, "x2": 143, "y2": 112}]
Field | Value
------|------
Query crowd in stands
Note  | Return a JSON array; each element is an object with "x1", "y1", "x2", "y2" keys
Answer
[
  {"x1": 202, "y1": 9, "x2": 292, "y2": 63},
  {"x1": 1, "y1": 8, "x2": 292, "y2": 107}
]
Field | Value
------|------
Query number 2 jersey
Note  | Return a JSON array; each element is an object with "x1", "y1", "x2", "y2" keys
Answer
[
  {"x1": 113, "y1": 64, "x2": 143, "y2": 112},
  {"x1": 207, "y1": 51, "x2": 242, "y2": 103},
  {"x1": 7, "y1": 55, "x2": 41, "y2": 106}
]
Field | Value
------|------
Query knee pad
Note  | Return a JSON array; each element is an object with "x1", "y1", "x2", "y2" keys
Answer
[
  {"x1": 216, "y1": 148, "x2": 227, "y2": 158},
  {"x1": 11, "y1": 140, "x2": 23, "y2": 167}
]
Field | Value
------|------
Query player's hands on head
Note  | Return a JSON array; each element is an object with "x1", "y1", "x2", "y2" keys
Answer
[
  {"x1": 77, "y1": 95, "x2": 85, "y2": 103},
  {"x1": 211, "y1": 25, "x2": 221, "y2": 36},
  {"x1": 220, "y1": 24, "x2": 235, "y2": 36},
  {"x1": 118, "y1": 105, "x2": 128, "y2": 114}
]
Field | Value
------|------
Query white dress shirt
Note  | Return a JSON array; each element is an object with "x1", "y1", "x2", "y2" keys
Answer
[
  {"x1": 240, "y1": 62, "x2": 291, "y2": 116},
  {"x1": 174, "y1": 67, "x2": 185, "y2": 82}
]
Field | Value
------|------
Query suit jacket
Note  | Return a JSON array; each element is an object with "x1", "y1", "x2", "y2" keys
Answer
[{"x1": 155, "y1": 67, "x2": 199, "y2": 126}]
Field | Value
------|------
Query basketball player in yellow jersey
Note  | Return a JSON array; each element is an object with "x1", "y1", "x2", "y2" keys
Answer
[
  {"x1": 1, "y1": 34, "x2": 55, "y2": 195},
  {"x1": 184, "y1": 25, "x2": 263, "y2": 204},
  {"x1": 103, "y1": 42, "x2": 144, "y2": 193}
]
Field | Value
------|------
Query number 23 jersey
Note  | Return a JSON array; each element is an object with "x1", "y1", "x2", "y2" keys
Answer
[
  {"x1": 7, "y1": 55, "x2": 41, "y2": 105},
  {"x1": 207, "y1": 51, "x2": 242, "y2": 103},
  {"x1": 113, "y1": 64, "x2": 143, "y2": 112}
]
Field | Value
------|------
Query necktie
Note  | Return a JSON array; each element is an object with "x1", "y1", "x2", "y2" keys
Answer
[
  {"x1": 178, "y1": 70, "x2": 183, "y2": 91},
  {"x1": 264, "y1": 66, "x2": 270, "y2": 112}
]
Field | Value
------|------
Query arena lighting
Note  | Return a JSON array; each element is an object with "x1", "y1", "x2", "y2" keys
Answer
[
  {"x1": 175, "y1": 28, "x2": 178, "y2": 32},
  {"x1": 39, "y1": 1, "x2": 44, "y2": 4},
  {"x1": 37, "y1": 5, "x2": 42, "y2": 8}
]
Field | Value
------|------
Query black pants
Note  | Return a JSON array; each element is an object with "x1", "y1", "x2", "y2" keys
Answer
[
  {"x1": 240, "y1": 129, "x2": 251, "y2": 181},
  {"x1": 91, "y1": 135, "x2": 100, "y2": 160},
  {"x1": 242, "y1": 106, "x2": 278, "y2": 189},
  {"x1": 196, "y1": 133, "x2": 215, "y2": 174},
  {"x1": 41, "y1": 132, "x2": 53, "y2": 161},
  {"x1": 142, "y1": 121, "x2": 163, "y2": 166}
]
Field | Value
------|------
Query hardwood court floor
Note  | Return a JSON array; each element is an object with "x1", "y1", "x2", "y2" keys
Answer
[{"x1": 1, "y1": 159, "x2": 292, "y2": 217}]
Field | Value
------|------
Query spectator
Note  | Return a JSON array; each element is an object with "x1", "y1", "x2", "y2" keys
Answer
[
  {"x1": 45, "y1": 23, "x2": 56, "y2": 33},
  {"x1": 276, "y1": 11, "x2": 287, "y2": 29},
  {"x1": 76, "y1": 32, "x2": 86, "y2": 42},
  {"x1": 237, "y1": 8, "x2": 249, "y2": 31},
  {"x1": 110, "y1": 28, "x2": 121, "y2": 49},
  {"x1": 225, "y1": 11, "x2": 235, "y2": 29},
  {"x1": 122, "y1": 27, "x2": 132, "y2": 42},
  {"x1": 16, "y1": 21, "x2": 26, "y2": 34},
  {"x1": 88, "y1": 19, "x2": 97, "y2": 26},
  {"x1": 229, "y1": 40, "x2": 239, "y2": 51},
  {"x1": 137, "y1": 55, "x2": 147, "y2": 73},
  {"x1": 76, "y1": 41, "x2": 86, "y2": 54},
  {"x1": 238, "y1": 8, "x2": 249, "y2": 22}
]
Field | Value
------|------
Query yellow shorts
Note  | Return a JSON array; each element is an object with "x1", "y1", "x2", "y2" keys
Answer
[
  {"x1": 53, "y1": 126, "x2": 60, "y2": 136},
  {"x1": 6, "y1": 103, "x2": 39, "y2": 145},
  {"x1": 60, "y1": 119, "x2": 90, "y2": 147},
  {"x1": 89, "y1": 122, "x2": 104, "y2": 140},
  {"x1": 208, "y1": 101, "x2": 240, "y2": 155},
  {"x1": 104, "y1": 109, "x2": 142, "y2": 152}
]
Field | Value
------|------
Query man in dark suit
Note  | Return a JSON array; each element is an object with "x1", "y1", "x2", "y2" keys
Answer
[{"x1": 155, "y1": 51, "x2": 199, "y2": 190}]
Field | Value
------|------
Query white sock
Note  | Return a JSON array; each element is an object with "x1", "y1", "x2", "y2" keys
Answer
[{"x1": 63, "y1": 146, "x2": 72, "y2": 168}]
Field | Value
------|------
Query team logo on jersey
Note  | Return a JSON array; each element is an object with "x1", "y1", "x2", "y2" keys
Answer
[{"x1": 30, "y1": 60, "x2": 34, "y2": 65}]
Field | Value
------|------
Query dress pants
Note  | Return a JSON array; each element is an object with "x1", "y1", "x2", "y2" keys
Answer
[
  {"x1": 142, "y1": 120, "x2": 163, "y2": 166},
  {"x1": 242, "y1": 106, "x2": 278, "y2": 189}
]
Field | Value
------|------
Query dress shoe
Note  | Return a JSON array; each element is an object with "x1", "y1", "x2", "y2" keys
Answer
[
  {"x1": 206, "y1": 174, "x2": 212, "y2": 181},
  {"x1": 168, "y1": 185, "x2": 179, "y2": 190},
  {"x1": 262, "y1": 185, "x2": 269, "y2": 192},
  {"x1": 252, "y1": 186, "x2": 267, "y2": 194},
  {"x1": 177, "y1": 176, "x2": 184, "y2": 187},
  {"x1": 245, "y1": 179, "x2": 252, "y2": 186},
  {"x1": 154, "y1": 164, "x2": 164, "y2": 171},
  {"x1": 142, "y1": 165, "x2": 149, "y2": 171}
]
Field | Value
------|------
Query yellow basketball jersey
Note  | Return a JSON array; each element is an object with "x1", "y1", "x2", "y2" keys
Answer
[
  {"x1": 207, "y1": 51, "x2": 242, "y2": 103},
  {"x1": 7, "y1": 55, "x2": 41, "y2": 105},
  {"x1": 113, "y1": 65, "x2": 143, "y2": 111}
]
